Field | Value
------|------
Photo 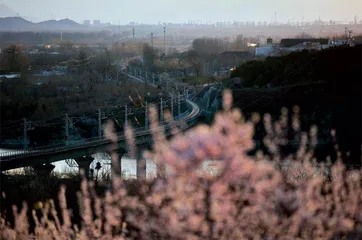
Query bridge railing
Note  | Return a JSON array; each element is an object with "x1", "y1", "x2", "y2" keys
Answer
[{"x1": 0, "y1": 97, "x2": 199, "y2": 161}]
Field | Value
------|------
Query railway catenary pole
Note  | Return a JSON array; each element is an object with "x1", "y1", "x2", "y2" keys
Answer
[
  {"x1": 65, "y1": 113, "x2": 69, "y2": 144},
  {"x1": 98, "y1": 109, "x2": 102, "y2": 138},
  {"x1": 145, "y1": 101, "x2": 148, "y2": 128},
  {"x1": 160, "y1": 97, "x2": 163, "y2": 123},
  {"x1": 23, "y1": 118, "x2": 28, "y2": 150},
  {"x1": 178, "y1": 92, "x2": 181, "y2": 116},
  {"x1": 171, "y1": 94, "x2": 174, "y2": 118},
  {"x1": 125, "y1": 105, "x2": 128, "y2": 127}
]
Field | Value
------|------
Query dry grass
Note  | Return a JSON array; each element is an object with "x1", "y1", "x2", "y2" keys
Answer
[{"x1": 1, "y1": 89, "x2": 361, "y2": 240}]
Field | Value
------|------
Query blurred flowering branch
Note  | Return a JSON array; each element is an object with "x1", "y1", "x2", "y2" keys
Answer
[{"x1": 1, "y1": 89, "x2": 361, "y2": 240}]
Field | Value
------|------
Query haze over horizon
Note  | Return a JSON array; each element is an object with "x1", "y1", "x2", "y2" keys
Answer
[{"x1": 1, "y1": 0, "x2": 361, "y2": 24}]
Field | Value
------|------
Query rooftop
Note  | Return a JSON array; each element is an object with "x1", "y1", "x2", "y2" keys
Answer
[{"x1": 280, "y1": 38, "x2": 329, "y2": 48}]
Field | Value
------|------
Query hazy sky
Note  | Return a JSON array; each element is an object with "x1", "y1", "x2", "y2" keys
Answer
[{"x1": 1, "y1": 0, "x2": 361, "y2": 24}]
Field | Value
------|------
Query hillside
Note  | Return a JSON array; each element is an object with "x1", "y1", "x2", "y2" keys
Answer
[
  {"x1": 227, "y1": 46, "x2": 362, "y2": 166},
  {"x1": 0, "y1": 17, "x2": 82, "y2": 31},
  {"x1": 0, "y1": 16, "x2": 33, "y2": 30},
  {"x1": 37, "y1": 18, "x2": 81, "y2": 30}
]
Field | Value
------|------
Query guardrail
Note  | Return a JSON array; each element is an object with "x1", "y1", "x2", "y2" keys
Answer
[{"x1": 0, "y1": 97, "x2": 200, "y2": 162}]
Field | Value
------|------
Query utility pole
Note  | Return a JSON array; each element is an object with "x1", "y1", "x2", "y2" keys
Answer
[
  {"x1": 132, "y1": 26, "x2": 135, "y2": 39},
  {"x1": 163, "y1": 26, "x2": 166, "y2": 55},
  {"x1": 98, "y1": 109, "x2": 102, "y2": 138},
  {"x1": 349, "y1": 30, "x2": 353, "y2": 40},
  {"x1": 151, "y1": 32, "x2": 154, "y2": 49},
  {"x1": 23, "y1": 118, "x2": 28, "y2": 150},
  {"x1": 65, "y1": 113, "x2": 69, "y2": 145}
]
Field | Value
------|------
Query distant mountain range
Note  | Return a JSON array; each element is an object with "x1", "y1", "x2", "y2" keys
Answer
[
  {"x1": 0, "y1": 16, "x2": 83, "y2": 31},
  {"x1": 0, "y1": 4, "x2": 82, "y2": 31}
]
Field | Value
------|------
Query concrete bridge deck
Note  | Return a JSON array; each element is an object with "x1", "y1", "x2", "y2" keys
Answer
[{"x1": 0, "y1": 99, "x2": 200, "y2": 171}]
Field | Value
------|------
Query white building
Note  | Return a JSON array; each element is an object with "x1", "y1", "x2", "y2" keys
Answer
[
  {"x1": 255, "y1": 44, "x2": 277, "y2": 56},
  {"x1": 255, "y1": 37, "x2": 279, "y2": 57}
]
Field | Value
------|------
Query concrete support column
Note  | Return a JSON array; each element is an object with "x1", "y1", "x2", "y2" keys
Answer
[
  {"x1": 106, "y1": 149, "x2": 127, "y2": 179},
  {"x1": 136, "y1": 149, "x2": 146, "y2": 180},
  {"x1": 32, "y1": 163, "x2": 55, "y2": 177},
  {"x1": 116, "y1": 149, "x2": 127, "y2": 177},
  {"x1": 75, "y1": 156, "x2": 94, "y2": 179}
]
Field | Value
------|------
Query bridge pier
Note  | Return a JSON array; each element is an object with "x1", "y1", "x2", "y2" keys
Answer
[
  {"x1": 109, "y1": 149, "x2": 127, "y2": 177},
  {"x1": 118, "y1": 150, "x2": 127, "y2": 176},
  {"x1": 75, "y1": 156, "x2": 94, "y2": 179},
  {"x1": 136, "y1": 149, "x2": 147, "y2": 180},
  {"x1": 32, "y1": 163, "x2": 55, "y2": 177}
]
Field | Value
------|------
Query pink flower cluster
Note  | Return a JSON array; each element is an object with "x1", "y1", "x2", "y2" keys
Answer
[{"x1": 1, "y1": 89, "x2": 361, "y2": 240}]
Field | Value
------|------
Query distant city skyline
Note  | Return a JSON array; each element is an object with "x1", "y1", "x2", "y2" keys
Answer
[{"x1": 1, "y1": 0, "x2": 361, "y2": 24}]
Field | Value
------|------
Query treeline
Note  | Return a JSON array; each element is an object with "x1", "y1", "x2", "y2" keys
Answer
[
  {"x1": 136, "y1": 35, "x2": 257, "y2": 75},
  {"x1": 0, "y1": 31, "x2": 118, "y2": 48},
  {"x1": 0, "y1": 44, "x2": 160, "y2": 122},
  {"x1": 230, "y1": 45, "x2": 362, "y2": 88}
]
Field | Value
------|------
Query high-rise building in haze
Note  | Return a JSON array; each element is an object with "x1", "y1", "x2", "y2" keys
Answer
[
  {"x1": 354, "y1": 15, "x2": 358, "y2": 24},
  {"x1": 83, "y1": 20, "x2": 90, "y2": 25},
  {"x1": 93, "y1": 20, "x2": 101, "y2": 25}
]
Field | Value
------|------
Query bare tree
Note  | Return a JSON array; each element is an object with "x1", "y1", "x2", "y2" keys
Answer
[
  {"x1": 142, "y1": 43, "x2": 158, "y2": 68},
  {"x1": 229, "y1": 35, "x2": 248, "y2": 51},
  {"x1": 295, "y1": 32, "x2": 313, "y2": 39},
  {"x1": 0, "y1": 45, "x2": 30, "y2": 73},
  {"x1": 59, "y1": 40, "x2": 74, "y2": 54},
  {"x1": 192, "y1": 37, "x2": 226, "y2": 56},
  {"x1": 183, "y1": 50, "x2": 203, "y2": 76}
]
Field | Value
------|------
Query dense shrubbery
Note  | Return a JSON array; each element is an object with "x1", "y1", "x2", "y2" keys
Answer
[
  {"x1": 230, "y1": 45, "x2": 361, "y2": 88},
  {"x1": 228, "y1": 45, "x2": 361, "y2": 166},
  {"x1": 1, "y1": 90, "x2": 362, "y2": 239}
]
